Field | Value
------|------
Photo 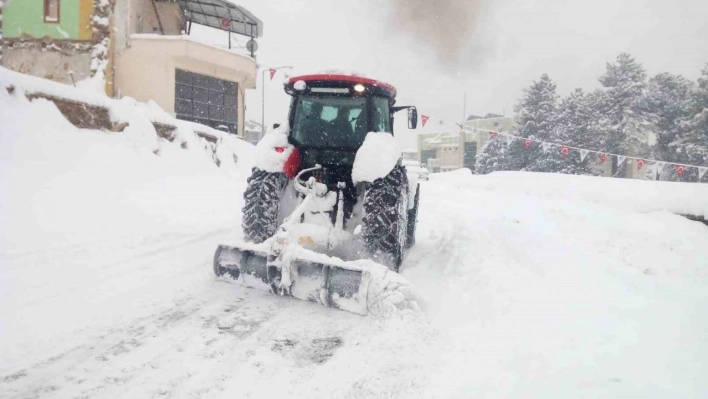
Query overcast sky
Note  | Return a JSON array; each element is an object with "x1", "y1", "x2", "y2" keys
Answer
[{"x1": 196, "y1": 0, "x2": 708, "y2": 149}]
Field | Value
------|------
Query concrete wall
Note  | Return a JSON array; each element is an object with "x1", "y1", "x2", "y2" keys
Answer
[
  {"x1": 1, "y1": 44, "x2": 92, "y2": 84},
  {"x1": 114, "y1": 35, "x2": 256, "y2": 136},
  {"x1": 123, "y1": 0, "x2": 183, "y2": 38},
  {"x1": 2, "y1": 0, "x2": 93, "y2": 40}
]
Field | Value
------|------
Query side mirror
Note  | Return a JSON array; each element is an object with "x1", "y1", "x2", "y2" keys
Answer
[
  {"x1": 408, "y1": 107, "x2": 418, "y2": 129},
  {"x1": 273, "y1": 123, "x2": 281, "y2": 130}
]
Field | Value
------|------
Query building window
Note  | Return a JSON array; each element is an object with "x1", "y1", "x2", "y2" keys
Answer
[
  {"x1": 44, "y1": 0, "x2": 60, "y2": 23},
  {"x1": 175, "y1": 69, "x2": 239, "y2": 134}
]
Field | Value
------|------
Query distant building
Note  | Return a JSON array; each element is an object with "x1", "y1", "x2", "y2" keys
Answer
[
  {"x1": 418, "y1": 115, "x2": 515, "y2": 172},
  {"x1": 0, "y1": 0, "x2": 261, "y2": 137},
  {"x1": 243, "y1": 120, "x2": 264, "y2": 145},
  {"x1": 401, "y1": 148, "x2": 418, "y2": 162}
]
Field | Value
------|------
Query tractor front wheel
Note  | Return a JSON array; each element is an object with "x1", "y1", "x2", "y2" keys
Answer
[
  {"x1": 362, "y1": 165, "x2": 409, "y2": 271},
  {"x1": 242, "y1": 168, "x2": 288, "y2": 243}
]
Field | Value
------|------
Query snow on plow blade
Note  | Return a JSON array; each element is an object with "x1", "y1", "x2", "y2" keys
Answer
[{"x1": 213, "y1": 244, "x2": 417, "y2": 316}]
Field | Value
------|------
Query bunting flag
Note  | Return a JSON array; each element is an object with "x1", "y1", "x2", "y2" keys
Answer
[
  {"x1": 425, "y1": 123, "x2": 708, "y2": 183},
  {"x1": 579, "y1": 149, "x2": 589, "y2": 162},
  {"x1": 269, "y1": 68, "x2": 277, "y2": 80},
  {"x1": 421, "y1": 115, "x2": 430, "y2": 127}
]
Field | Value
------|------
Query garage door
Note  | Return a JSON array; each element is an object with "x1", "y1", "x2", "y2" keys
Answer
[{"x1": 175, "y1": 69, "x2": 238, "y2": 133}]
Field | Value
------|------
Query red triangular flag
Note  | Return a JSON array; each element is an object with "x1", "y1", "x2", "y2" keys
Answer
[
  {"x1": 269, "y1": 68, "x2": 276, "y2": 80},
  {"x1": 637, "y1": 159, "x2": 645, "y2": 171},
  {"x1": 421, "y1": 115, "x2": 429, "y2": 127},
  {"x1": 560, "y1": 146, "x2": 569, "y2": 157}
]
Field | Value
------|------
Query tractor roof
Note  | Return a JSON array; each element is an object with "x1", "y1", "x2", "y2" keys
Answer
[{"x1": 288, "y1": 74, "x2": 397, "y2": 98}]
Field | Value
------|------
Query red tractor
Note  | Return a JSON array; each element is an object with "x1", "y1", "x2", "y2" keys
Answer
[{"x1": 214, "y1": 73, "x2": 420, "y2": 315}]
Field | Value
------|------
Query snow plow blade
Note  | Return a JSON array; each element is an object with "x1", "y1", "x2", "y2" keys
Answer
[{"x1": 213, "y1": 244, "x2": 371, "y2": 315}]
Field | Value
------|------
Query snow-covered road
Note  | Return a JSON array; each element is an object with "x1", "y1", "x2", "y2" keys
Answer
[{"x1": 2, "y1": 88, "x2": 708, "y2": 398}]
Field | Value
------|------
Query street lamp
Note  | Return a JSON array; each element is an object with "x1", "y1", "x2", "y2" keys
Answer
[{"x1": 261, "y1": 65, "x2": 293, "y2": 136}]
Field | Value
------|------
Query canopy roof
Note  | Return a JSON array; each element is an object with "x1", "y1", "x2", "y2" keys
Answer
[{"x1": 176, "y1": 0, "x2": 262, "y2": 38}]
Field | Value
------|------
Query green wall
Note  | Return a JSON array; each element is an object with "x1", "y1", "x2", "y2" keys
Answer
[{"x1": 3, "y1": 0, "x2": 81, "y2": 40}]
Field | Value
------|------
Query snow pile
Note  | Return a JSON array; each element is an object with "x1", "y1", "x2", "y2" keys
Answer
[
  {"x1": 0, "y1": 66, "x2": 111, "y2": 107},
  {"x1": 352, "y1": 132, "x2": 401, "y2": 183},
  {"x1": 465, "y1": 170, "x2": 708, "y2": 218},
  {"x1": 0, "y1": 87, "x2": 254, "y2": 257},
  {"x1": 402, "y1": 170, "x2": 708, "y2": 397},
  {"x1": 254, "y1": 121, "x2": 294, "y2": 173}
]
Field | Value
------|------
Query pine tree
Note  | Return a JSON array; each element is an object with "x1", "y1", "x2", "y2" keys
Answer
[
  {"x1": 598, "y1": 53, "x2": 649, "y2": 177},
  {"x1": 545, "y1": 88, "x2": 600, "y2": 175},
  {"x1": 507, "y1": 74, "x2": 558, "y2": 171},
  {"x1": 643, "y1": 73, "x2": 694, "y2": 180},
  {"x1": 475, "y1": 134, "x2": 508, "y2": 174},
  {"x1": 677, "y1": 65, "x2": 708, "y2": 182}
]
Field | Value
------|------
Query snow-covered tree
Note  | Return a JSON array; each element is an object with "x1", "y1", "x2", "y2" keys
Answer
[
  {"x1": 644, "y1": 73, "x2": 694, "y2": 166},
  {"x1": 676, "y1": 65, "x2": 708, "y2": 182},
  {"x1": 542, "y1": 88, "x2": 600, "y2": 175},
  {"x1": 598, "y1": 53, "x2": 649, "y2": 177},
  {"x1": 475, "y1": 134, "x2": 508, "y2": 174},
  {"x1": 507, "y1": 74, "x2": 558, "y2": 171}
]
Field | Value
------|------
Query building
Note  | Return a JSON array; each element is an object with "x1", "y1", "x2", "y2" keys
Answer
[
  {"x1": 243, "y1": 120, "x2": 263, "y2": 145},
  {"x1": 401, "y1": 148, "x2": 418, "y2": 162},
  {"x1": 418, "y1": 115, "x2": 515, "y2": 172},
  {"x1": 0, "y1": 0, "x2": 261, "y2": 136},
  {"x1": 418, "y1": 114, "x2": 657, "y2": 180}
]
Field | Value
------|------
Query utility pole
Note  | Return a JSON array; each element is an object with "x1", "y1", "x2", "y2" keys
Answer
[
  {"x1": 462, "y1": 92, "x2": 467, "y2": 122},
  {"x1": 261, "y1": 65, "x2": 293, "y2": 137}
]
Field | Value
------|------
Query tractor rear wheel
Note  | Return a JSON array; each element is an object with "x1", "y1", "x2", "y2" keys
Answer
[
  {"x1": 362, "y1": 165, "x2": 409, "y2": 271},
  {"x1": 242, "y1": 168, "x2": 289, "y2": 243},
  {"x1": 405, "y1": 183, "x2": 420, "y2": 249}
]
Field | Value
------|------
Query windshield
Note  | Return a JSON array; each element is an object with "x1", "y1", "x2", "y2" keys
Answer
[{"x1": 292, "y1": 95, "x2": 368, "y2": 148}]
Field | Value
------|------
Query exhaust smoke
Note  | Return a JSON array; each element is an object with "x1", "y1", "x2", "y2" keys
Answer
[{"x1": 385, "y1": 0, "x2": 488, "y2": 68}]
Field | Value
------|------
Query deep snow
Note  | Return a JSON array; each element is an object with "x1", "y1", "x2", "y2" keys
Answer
[{"x1": 2, "y1": 87, "x2": 708, "y2": 398}]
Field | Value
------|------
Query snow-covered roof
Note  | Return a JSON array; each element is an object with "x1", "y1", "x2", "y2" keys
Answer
[{"x1": 176, "y1": 0, "x2": 262, "y2": 38}]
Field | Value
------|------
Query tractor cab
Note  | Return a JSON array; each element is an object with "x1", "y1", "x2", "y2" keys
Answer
[{"x1": 283, "y1": 74, "x2": 417, "y2": 170}]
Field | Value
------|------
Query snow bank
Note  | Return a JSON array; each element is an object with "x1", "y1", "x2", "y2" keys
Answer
[
  {"x1": 0, "y1": 66, "x2": 112, "y2": 109},
  {"x1": 462, "y1": 171, "x2": 708, "y2": 218},
  {"x1": 0, "y1": 87, "x2": 254, "y2": 256},
  {"x1": 352, "y1": 132, "x2": 401, "y2": 183}
]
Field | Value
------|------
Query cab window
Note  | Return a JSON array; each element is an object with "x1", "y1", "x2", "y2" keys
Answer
[{"x1": 372, "y1": 96, "x2": 392, "y2": 133}]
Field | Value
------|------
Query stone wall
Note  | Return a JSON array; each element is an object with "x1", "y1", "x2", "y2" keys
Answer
[{"x1": 1, "y1": 39, "x2": 93, "y2": 84}]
